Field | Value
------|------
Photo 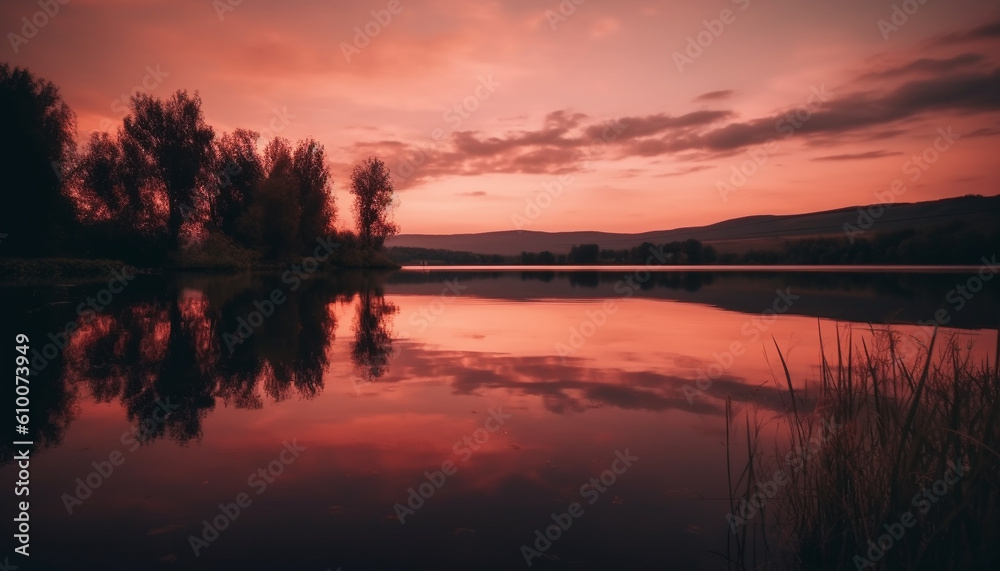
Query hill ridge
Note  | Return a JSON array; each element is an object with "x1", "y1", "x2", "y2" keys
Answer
[{"x1": 386, "y1": 195, "x2": 1000, "y2": 256}]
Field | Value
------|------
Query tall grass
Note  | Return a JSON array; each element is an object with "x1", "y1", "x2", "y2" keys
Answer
[{"x1": 727, "y1": 325, "x2": 1000, "y2": 570}]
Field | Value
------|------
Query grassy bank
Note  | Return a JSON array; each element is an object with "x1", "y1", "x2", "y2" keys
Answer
[
  {"x1": 0, "y1": 257, "x2": 144, "y2": 284},
  {"x1": 1, "y1": 248, "x2": 400, "y2": 283},
  {"x1": 726, "y1": 327, "x2": 1000, "y2": 570}
]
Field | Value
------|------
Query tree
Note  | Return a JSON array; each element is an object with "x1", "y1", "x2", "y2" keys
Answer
[
  {"x1": 569, "y1": 244, "x2": 599, "y2": 264},
  {"x1": 349, "y1": 156, "x2": 398, "y2": 248},
  {"x1": 0, "y1": 64, "x2": 78, "y2": 256},
  {"x1": 71, "y1": 130, "x2": 170, "y2": 260},
  {"x1": 262, "y1": 137, "x2": 293, "y2": 180},
  {"x1": 292, "y1": 139, "x2": 335, "y2": 247},
  {"x1": 234, "y1": 138, "x2": 301, "y2": 260},
  {"x1": 538, "y1": 250, "x2": 556, "y2": 265},
  {"x1": 235, "y1": 173, "x2": 301, "y2": 260},
  {"x1": 120, "y1": 90, "x2": 215, "y2": 248},
  {"x1": 75, "y1": 132, "x2": 128, "y2": 220},
  {"x1": 212, "y1": 129, "x2": 264, "y2": 238},
  {"x1": 682, "y1": 238, "x2": 704, "y2": 263}
]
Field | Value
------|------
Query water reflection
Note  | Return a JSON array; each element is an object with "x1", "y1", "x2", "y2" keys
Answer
[
  {"x1": 2, "y1": 274, "x2": 388, "y2": 463},
  {"x1": 350, "y1": 287, "x2": 398, "y2": 383},
  {"x1": 1, "y1": 269, "x2": 997, "y2": 569},
  {"x1": 3, "y1": 269, "x2": 998, "y2": 460}
]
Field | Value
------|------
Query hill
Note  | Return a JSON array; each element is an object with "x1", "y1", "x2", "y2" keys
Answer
[{"x1": 386, "y1": 195, "x2": 1000, "y2": 256}]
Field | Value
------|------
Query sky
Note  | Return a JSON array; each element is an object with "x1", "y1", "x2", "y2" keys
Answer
[{"x1": 3, "y1": 0, "x2": 1000, "y2": 234}]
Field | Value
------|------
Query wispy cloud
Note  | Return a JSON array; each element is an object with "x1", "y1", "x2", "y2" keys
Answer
[{"x1": 813, "y1": 150, "x2": 903, "y2": 161}]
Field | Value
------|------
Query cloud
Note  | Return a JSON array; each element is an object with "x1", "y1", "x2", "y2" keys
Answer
[
  {"x1": 694, "y1": 90, "x2": 734, "y2": 102},
  {"x1": 813, "y1": 150, "x2": 904, "y2": 161},
  {"x1": 930, "y1": 18, "x2": 1000, "y2": 46},
  {"x1": 364, "y1": 109, "x2": 734, "y2": 187},
  {"x1": 964, "y1": 126, "x2": 1000, "y2": 138},
  {"x1": 655, "y1": 164, "x2": 715, "y2": 176},
  {"x1": 336, "y1": 20, "x2": 1000, "y2": 189},
  {"x1": 381, "y1": 346, "x2": 799, "y2": 416},
  {"x1": 364, "y1": 63, "x2": 1000, "y2": 187},
  {"x1": 856, "y1": 54, "x2": 986, "y2": 82}
]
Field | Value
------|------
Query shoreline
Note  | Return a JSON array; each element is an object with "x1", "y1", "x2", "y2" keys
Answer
[
  {"x1": 0, "y1": 256, "x2": 402, "y2": 284},
  {"x1": 3, "y1": 257, "x2": 988, "y2": 285},
  {"x1": 396, "y1": 263, "x2": 988, "y2": 273}
]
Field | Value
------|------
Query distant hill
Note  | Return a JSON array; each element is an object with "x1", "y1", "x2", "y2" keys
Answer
[{"x1": 386, "y1": 195, "x2": 1000, "y2": 256}]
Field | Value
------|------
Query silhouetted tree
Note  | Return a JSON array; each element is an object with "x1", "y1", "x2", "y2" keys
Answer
[
  {"x1": 120, "y1": 90, "x2": 215, "y2": 249},
  {"x1": 538, "y1": 250, "x2": 556, "y2": 264},
  {"x1": 75, "y1": 132, "x2": 128, "y2": 219},
  {"x1": 569, "y1": 244, "x2": 599, "y2": 264},
  {"x1": 350, "y1": 156, "x2": 398, "y2": 248},
  {"x1": 211, "y1": 129, "x2": 264, "y2": 237},
  {"x1": 72, "y1": 130, "x2": 169, "y2": 250},
  {"x1": 237, "y1": 183, "x2": 301, "y2": 260},
  {"x1": 0, "y1": 64, "x2": 78, "y2": 256},
  {"x1": 683, "y1": 238, "x2": 704, "y2": 263},
  {"x1": 230, "y1": 138, "x2": 300, "y2": 259},
  {"x1": 262, "y1": 137, "x2": 293, "y2": 179},
  {"x1": 292, "y1": 138, "x2": 335, "y2": 246}
]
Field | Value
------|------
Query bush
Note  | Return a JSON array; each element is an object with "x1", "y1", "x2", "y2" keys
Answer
[{"x1": 171, "y1": 233, "x2": 259, "y2": 271}]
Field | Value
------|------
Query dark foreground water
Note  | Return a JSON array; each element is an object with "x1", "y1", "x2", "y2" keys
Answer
[{"x1": 2, "y1": 268, "x2": 998, "y2": 570}]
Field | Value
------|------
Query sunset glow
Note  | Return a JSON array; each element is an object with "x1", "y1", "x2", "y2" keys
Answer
[{"x1": 5, "y1": 0, "x2": 998, "y2": 234}]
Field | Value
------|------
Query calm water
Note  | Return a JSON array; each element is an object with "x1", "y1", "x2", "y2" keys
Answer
[{"x1": 3, "y1": 268, "x2": 998, "y2": 570}]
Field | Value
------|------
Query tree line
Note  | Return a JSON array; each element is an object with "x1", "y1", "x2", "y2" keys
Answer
[
  {"x1": 385, "y1": 239, "x2": 717, "y2": 265},
  {"x1": 388, "y1": 222, "x2": 998, "y2": 266},
  {"x1": 724, "y1": 221, "x2": 999, "y2": 265},
  {"x1": 0, "y1": 63, "x2": 397, "y2": 267}
]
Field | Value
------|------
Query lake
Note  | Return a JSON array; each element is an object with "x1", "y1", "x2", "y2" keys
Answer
[{"x1": 4, "y1": 267, "x2": 999, "y2": 570}]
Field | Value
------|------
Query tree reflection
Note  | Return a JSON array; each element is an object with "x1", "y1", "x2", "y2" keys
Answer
[
  {"x1": 0, "y1": 271, "x2": 407, "y2": 458},
  {"x1": 1, "y1": 286, "x2": 80, "y2": 466},
  {"x1": 350, "y1": 288, "x2": 398, "y2": 383},
  {"x1": 55, "y1": 274, "x2": 344, "y2": 446}
]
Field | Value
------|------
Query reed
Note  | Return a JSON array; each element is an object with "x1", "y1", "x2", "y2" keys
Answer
[{"x1": 727, "y1": 324, "x2": 1000, "y2": 570}]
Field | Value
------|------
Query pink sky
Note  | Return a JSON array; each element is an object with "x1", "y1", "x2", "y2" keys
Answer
[{"x1": 3, "y1": 0, "x2": 1000, "y2": 234}]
